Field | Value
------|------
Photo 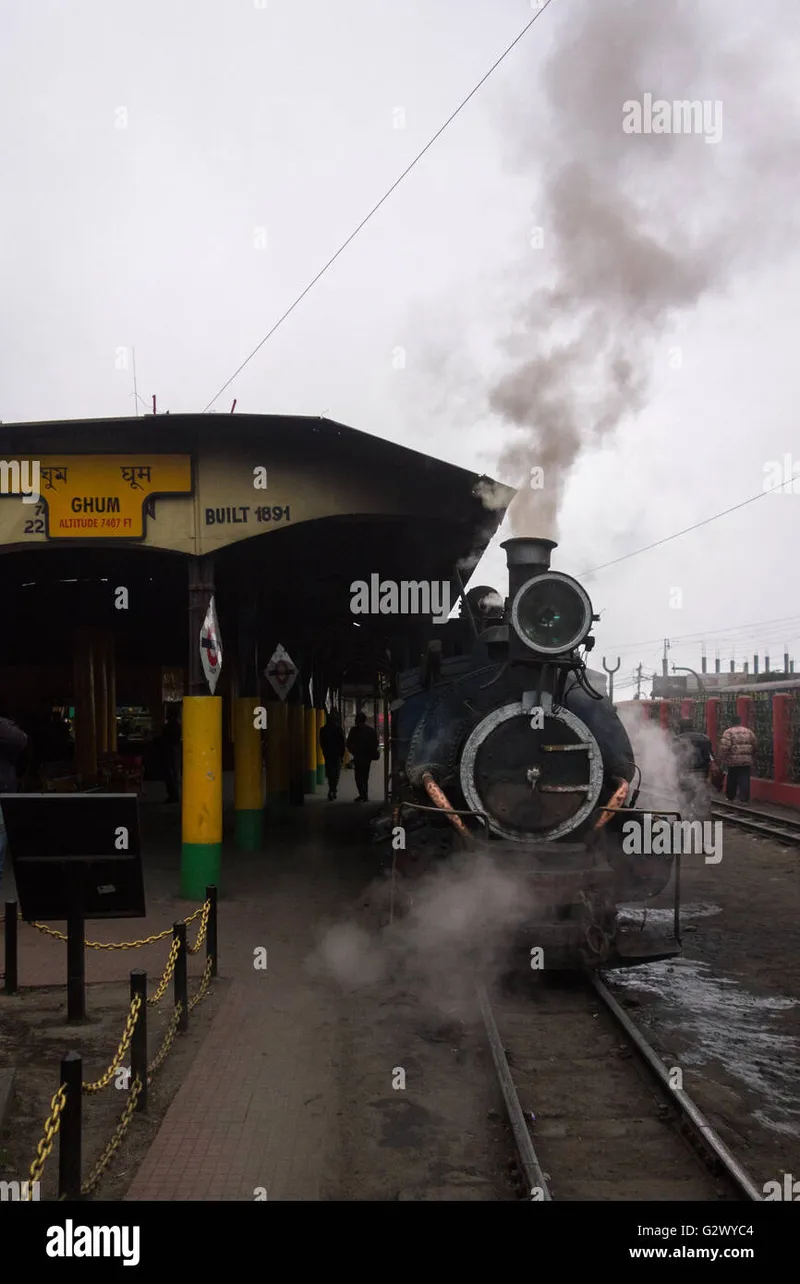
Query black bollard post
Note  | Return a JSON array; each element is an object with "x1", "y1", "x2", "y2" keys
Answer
[
  {"x1": 4, "y1": 901, "x2": 18, "y2": 994},
  {"x1": 206, "y1": 886, "x2": 218, "y2": 978},
  {"x1": 130, "y1": 970, "x2": 147, "y2": 1112},
  {"x1": 59, "y1": 1051, "x2": 83, "y2": 1201},
  {"x1": 174, "y1": 922, "x2": 188, "y2": 1032}
]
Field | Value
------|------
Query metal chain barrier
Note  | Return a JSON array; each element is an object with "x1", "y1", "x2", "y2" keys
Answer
[
  {"x1": 19, "y1": 893, "x2": 216, "y2": 1199},
  {"x1": 19, "y1": 899, "x2": 207, "y2": 948},
  {"x1": 81, "y1": 957, "x2": 217, "y2": 1194},
  {"x1": 26, "y1": 1085, "x2": 67, "y2": 1197},
  {"x1": 186, "y1": 899, "x2": 210, "y2": 955},
  {"x1": 147, "y1": 934, "x2": 182, "y2": 1006},
  {"x1": 147, "y1": 1006, "x2": 183, "y2": 1078},
  {"x1": 24, "y1": 920, "x2": 173, "y2": 948},
  {"x1": 81, "y1": 994, "x2": 143, "y2": 1094},
  {"x1": 81, "y1": 1076, "x2": 142, "y2": 1196},
  {"x1": 189, "y1": 956, "x2": 214, "y2": 1011}
]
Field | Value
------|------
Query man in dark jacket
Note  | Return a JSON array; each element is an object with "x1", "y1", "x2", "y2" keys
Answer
[
  {"x1": 675, "y1": 718, "x2": 714, "y2": 820},
  {"x1": 346, "y1": 712, "x2": 379, "y2": 802},
  {"x1": 0, "y1": 714, "x2": 29, "y2": 884},
  {"x1": 319, "y1": 709, "x2": 345, "y2": 801}
]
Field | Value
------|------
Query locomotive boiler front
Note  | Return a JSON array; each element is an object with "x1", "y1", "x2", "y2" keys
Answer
[
  {"x1": 458, "y1": 536, "x2": 619, "y2": 844},
  {"x1": 459, "y1": 690, "x2": 605, "y2": 842}
]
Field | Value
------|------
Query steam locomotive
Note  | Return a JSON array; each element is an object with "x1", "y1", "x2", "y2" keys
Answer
[{"x1": 377, "y1": 537, "x2": 682, "y2": 970}]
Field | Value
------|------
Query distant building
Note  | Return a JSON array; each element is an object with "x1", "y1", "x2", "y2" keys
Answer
[{"x1": 651, "y1": 670, "x2": 794, "y2": 699}]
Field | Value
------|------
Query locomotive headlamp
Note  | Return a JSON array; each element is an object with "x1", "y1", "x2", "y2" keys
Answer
[{"x1": 511, "y1": 571, "x2": 593, "y2": 656}]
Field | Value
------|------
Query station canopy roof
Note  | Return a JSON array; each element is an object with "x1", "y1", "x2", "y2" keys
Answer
[{"x1": 0, "y1": 414, "x2": 515, "y2": 682}]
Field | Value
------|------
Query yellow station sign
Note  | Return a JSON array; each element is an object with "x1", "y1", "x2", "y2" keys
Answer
[
  {"x1": 0, "y1": 443, "x2": 438, "y2": 553},
  {"x1": 8, "y1": 455, "x2": 193, "y2": 539}
]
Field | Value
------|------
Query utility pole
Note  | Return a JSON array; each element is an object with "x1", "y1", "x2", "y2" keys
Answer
[
  {"x1": 662, "y1": 639, "x2": 670, "y2": 677},
  {"x1": 602, "y1": 656, "x2": 621, "y2": 704},
  {"x1": 634, "y1": 663, "x2": 643, "y2": 700}
]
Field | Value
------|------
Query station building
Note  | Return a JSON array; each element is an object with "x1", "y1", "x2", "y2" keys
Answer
[{"x1": 0, "y1": 414, "x2": 511, "y2": 898}]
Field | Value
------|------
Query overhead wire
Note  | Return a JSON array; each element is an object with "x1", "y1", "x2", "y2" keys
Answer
[
  {"x1": 201, "y1": 0, "x2": 558, "y2": 411},
  {"x1": 581, "y1": 477, "x2": 793, "y2": 577},
  {"x1": 597, "y1": 612, "x2": 800, "y2": 656}
]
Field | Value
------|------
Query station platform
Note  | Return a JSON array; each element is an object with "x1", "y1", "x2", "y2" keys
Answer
[{"x1": 1, "y1": 764, "x2": 385, "y2": 1201}]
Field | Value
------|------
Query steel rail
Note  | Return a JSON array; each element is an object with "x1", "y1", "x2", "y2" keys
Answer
[
  {"x1": 476, "y1": 982, "x2": 551, "y2": 1201},
  {"x1": 711, "y1": 801, "x2": 800, "y2": 845},
  {"x1": 587, "y1": 972, "x2": 763, "y2": 1201},
  {"x1": 712, "y1": 800, "x2": 800, "y2": 827}
]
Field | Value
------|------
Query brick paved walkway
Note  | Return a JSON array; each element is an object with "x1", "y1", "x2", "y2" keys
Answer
[{"x1": 1, "y1": 763, "x2": 384, "y2": 1200}]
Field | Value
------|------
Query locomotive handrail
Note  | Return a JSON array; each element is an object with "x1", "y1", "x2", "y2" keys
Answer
[
  {"x1": 595, "y1": 806, "x2": 682, "y2": 817},
  {"x1": 399, "y1": 800, "x2": 491, "y2": 830}
]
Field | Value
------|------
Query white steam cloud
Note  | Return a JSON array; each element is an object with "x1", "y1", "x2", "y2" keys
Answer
[
  {"x1": 488, "y1": 0, "x2": 800, "y2": 537},
  {"x1": 313, "y1": 849, "x2": 538, "y2": 1014},
  {"x1": 617, "y1": 703, "x2": 712, "y2": 819}
]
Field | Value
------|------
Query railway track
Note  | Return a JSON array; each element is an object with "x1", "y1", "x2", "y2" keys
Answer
[
  {"x1": 478, "y1": 971, "x2": 763, "y2": 1202},
  {"x1": 710, "y1": 799, "x2": 800, "y2": 845}
]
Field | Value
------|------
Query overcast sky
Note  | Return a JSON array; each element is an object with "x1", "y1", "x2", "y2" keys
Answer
[{"x1": 1, "y1": 0, "x2": 799, "y2": 698}]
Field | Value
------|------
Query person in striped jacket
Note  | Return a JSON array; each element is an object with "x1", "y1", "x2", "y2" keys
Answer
[{"x1": 718, "y1": 716, "x2": 757, "y2": 803}]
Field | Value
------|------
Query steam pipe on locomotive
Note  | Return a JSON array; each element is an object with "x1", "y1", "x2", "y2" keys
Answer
[{"x1": 377, "y1": 536, "x2": 683, "y2": 970}]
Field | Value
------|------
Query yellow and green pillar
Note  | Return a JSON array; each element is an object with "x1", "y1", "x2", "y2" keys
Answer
[
  {"x1": 232, "y1": 599, "x2": 263, "y2": 850},
  {"x1": 234, "y1": 696, "x2": 263, "y2": 850},
  {"x1": 181, "y1": 693, "x2": 223, "y2": 899},
  {"x1": 181, "y1": 556, "x2": 223, "y2": 900},
  {"x1": 266, "y1": 699, "x2": 286, "y2": 808}
]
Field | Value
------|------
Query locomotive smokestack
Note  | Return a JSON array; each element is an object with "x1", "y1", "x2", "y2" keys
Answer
[{"x1": 502, "y1": 537, "x2": 556, "y2": 600}]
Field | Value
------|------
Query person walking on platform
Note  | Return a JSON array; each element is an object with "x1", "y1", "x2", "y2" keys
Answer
[
  {"x1": 718, "y1": 715, "x2": 757, "y2": 803},
  {"x1": 675, "y1": 718, "x2": 714, "y2": 820},
  {"x1": 346, "y1": 711, "x2": 379, "y2": 802},
  {"x1": 161, "y1": 704, "x2": 182, "y2": 804},
  {"x1": 319, "y1": 709, "x2": 345, "y2": 801},
  {"x1": 0, "y1": 711, "x2": 28, "y2": 885}
]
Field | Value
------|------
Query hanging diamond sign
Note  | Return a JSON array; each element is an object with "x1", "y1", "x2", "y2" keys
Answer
[
  {"x1": 265, "y1": 644, "x2": 298, "y2": 701},
  {"x1": 200, "y1": 596, "x2": 223, "y2": 694}
]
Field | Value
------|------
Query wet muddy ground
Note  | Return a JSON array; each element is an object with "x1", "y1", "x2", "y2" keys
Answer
[{"x1": 604, "y1": 822, "x2": 800, "y2": 1191}]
